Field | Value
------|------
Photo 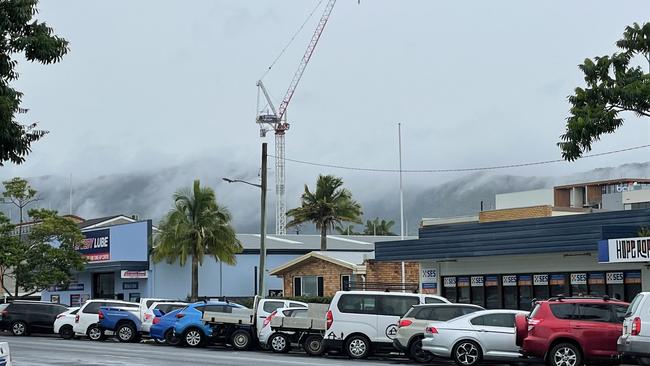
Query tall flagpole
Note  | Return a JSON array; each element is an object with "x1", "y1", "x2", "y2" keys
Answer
[{"x1": 399, "y1": 123, "x2": 406, "y2": 291}]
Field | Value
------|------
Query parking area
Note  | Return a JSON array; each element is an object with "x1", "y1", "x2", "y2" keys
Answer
[{"x1": 0, "y1": 335, "x2": 421, "y2": 366}]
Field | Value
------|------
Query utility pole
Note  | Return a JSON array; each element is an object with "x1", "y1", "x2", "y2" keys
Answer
[
  {"x1": 398, "y1": 123, "x2": 406, "y2": 292},
  {"x1": 259, "y1": 143, "x2": 268, "y2": 298}
]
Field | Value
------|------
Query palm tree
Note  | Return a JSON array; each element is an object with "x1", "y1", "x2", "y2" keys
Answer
[
  {"x1": 287, "y1": 175, "x2": 363, "y2": 251},
  {"x1": 363, "y1": 217, "x2": 397, "y2": 236},
  {"x1": 153, "y1": 180, "x2": 242, "y2": 301}
]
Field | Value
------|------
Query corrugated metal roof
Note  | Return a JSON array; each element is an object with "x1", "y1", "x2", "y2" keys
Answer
[
  {"x1": 375, "y1": 209, "x2": 650, "y2": 261},
  {"x1": 237, "y1": 234, "x2": 414, "y2": 252}
]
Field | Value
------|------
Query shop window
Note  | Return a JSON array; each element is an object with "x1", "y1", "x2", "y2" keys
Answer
[
  {"x1": 624, "y1": 272, "x2": 642, "y2": 302},
  {"x1": 518, "y1": 275, "x2": 533, "y2": 311},
  {"x1": 502, "y1": 275, "x2": 518, "y2": 309},
  {"x1": 442, "y1": 277, "x2": 457, "y2": 303},
  {"x1": 550, "y1": 274, "x2": 569, "y2": 297},
  {"x1": 470, "y1": 276, "x2": 485, "y2": 307},
  {"x1": 457, "y1": 277, "x2": 470, "y2": 304},
  {"x1": 485, "y1": 275, "x2": 501, "y2": 309},
  {"x1": 588, "y1": 273, "x2": 606, "y2": 296},
  {"x1": 606, "y1": 272, "x2": 625, "y2": 300},
  {"x1": 533, "y1": 274, "x2": 549, "y2": 300},
  {"x1": 294, "y1": 276, "x2": 323, "y2": 297},
  {"x1": 570, "y1": 273, "x2": 588, "y2": 297}
]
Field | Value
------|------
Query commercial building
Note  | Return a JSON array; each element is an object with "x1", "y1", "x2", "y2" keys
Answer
[
  {"x1": 375, "y1": 208, "x2": 650, "y2": 310},
  {"x1": 40, "y1": 215, "x2": 401, "y2": 305}
]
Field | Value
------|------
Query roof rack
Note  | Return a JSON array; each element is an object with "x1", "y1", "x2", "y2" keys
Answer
[{"x1": 548, "y1": 294, "x2": 613, "y2": 302}]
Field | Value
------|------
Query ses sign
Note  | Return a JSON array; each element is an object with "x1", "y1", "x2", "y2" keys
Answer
[
  {"x1": 599, "y1": 237, "x2": 650, "y2": 263},
  {"x1": 420, "y1": 265, "x2": 438, "y2": 294},
  {"x1": 77, "y1": 229, "x2": 110, "y2": 262}
]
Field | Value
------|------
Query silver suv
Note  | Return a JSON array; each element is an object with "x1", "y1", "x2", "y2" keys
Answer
[
  {"x1": 618, "y1": 292, "x2": 650, "y2": 366},
  {"x1": 393, "y1": 303, "x2": 483, "y2": 363}
]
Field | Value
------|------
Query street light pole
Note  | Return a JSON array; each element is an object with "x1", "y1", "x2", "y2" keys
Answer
[
  {"x1": 221, "y1": 142, "x2": 268, "y2": 298},
  {"x1": 259, "y1": 143, "x2": 268, "y2": 298}
]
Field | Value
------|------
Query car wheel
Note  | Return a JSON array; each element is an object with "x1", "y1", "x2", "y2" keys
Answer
[
  {"x1": 59, "y1": 325, "x2": 74, "y2": 340},
  {"x1": 269, "y1": 333, "x2": 290, "y2": 353},
  {"x1": 548, "y1": 343, "x2": 582, "y2": 366},
  {"x1": 165, "y1": 329, "x2": 181, "y2": 346},
  {"x1": 302, "y1": 334, "x2": 324, "y2": 356},
  {"x1": 410, "y1": 338, "x2": 434, "y2": 363},
  {"x1": 346, "y1": 335, "x2": 371, "y2": 359},
  {"x1": 638, "y1": 358, "x2": 650, "y2": 366},
  {"x1": 453, "y1": 340, "x2": 482, "y2": 366},
  {"x1": 11, "y1": 321, "x2": 27, "y2": 336},
  {"x1": 117, "y1": 322, "x2": 137, "y2": 343},
  {"x1": 87, "y1": 324, "x2": 104, "y2": 341},
  {"x1": 231, "y1": 329, "x2": 252, "y2": 351},
  {"x1": 184, "y1": 328, "x2": 204, "y2": 347}
]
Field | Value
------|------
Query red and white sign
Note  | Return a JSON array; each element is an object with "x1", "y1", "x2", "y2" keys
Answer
[{"x1": 121, "y1": 270, "x2": 148, "y2": 279}]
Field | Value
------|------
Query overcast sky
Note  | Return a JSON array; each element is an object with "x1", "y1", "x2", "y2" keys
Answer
[{"x1": 3, "y1": 1, "x2": 650, "y2": 220}]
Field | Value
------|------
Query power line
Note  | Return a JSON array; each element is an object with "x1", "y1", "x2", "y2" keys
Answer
[{"x1": 268, "y1": 144, "x2": 650, "y2": 173}]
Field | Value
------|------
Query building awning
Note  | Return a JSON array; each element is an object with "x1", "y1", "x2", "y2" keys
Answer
[{"x1": 83, "y1": 261, "x2": 149, "y2": 273}]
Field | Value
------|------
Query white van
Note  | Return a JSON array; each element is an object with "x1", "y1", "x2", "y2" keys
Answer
[{"x1": 324, "y1": 290, "x2": 449, "y2": 359}]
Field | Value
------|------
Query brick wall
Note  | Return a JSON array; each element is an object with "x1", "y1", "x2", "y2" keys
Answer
[
  {"x1": 279, "y1": 257, "x2": 354, "y2": 297},
  {"x1": 365, "y1": 260, "x2": 419, "y2": 284},
  {"x1": 479, "y1": 205, "x2": 553, "y2": 222}
]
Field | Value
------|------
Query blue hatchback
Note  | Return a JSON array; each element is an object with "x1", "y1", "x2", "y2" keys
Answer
[
  {"x1": 149, "y1": 308, "x2": 183, "y2": 345},
  {"x1": 173, "y1": 301, "x2": 245, "y2": 348}
]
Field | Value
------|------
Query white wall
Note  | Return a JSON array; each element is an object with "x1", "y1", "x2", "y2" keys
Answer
[
  {"x1": 495, "y1": 189, "x2": 554, "y2": 210},
  {"x1": 623, "y1": 189, "x2": 650, "y2": 207}
]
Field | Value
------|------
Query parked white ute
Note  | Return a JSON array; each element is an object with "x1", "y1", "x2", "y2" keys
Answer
[
  {"x1": 422, "y1": 309, "x2": 528, "y2": 366},
  {"x1": 0, "y1": 342, "x2": 11, "y2": 366},
  {"x1": 618, "y1": 292, "x2": 650, "y2": 366},
  {"x1": 73, "y1": 300, "x2": 139, "y2": 340},
  {"x1": 324, "y1": 290, "x2": 449, "y2": 359},
  {"x1": 53, "y1": 307, "x2": 79, "y2": 340}
]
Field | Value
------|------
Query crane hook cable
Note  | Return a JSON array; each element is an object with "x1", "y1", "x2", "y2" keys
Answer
[{"x1": 259, "y1": 0, "x2": 326, "y2": 81}]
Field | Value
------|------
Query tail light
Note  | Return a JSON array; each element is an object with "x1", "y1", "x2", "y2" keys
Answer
[
  {"x1": 263, "y1": 311, "x2": 277, "y2": 328},
  {"x1": 632, "y1": 317, "x2": 641, "y2": 336},
  {"x1": 98, "y1": 310, "x2": 104, "y2": 320},
  {"x1": 176, "y1": 313, "x2": 185, "y2": 319},
  {"x1": 425, "y1": 326, "x2": 438, "y2": 334},
  {"x1": 144, "y1": 313, "x2": 153, "y2": 322},
  {"x1": 528, "y1": 318, "x2": 540, "y2": 332},
  {"x1": 75, "y1": 314, "x2": 80, "y2": 323},
  {"x1": 326, "y1": 310, "x2": 333, "y2": 330},
  {"x1": 399, "y1": 319, "x2": 413, "y2": 328},
  {"x1": 1, "y1": 310, "x2": 7, "y2": 317},
  {"x1": 153, "y1": 317, "x2": 161, "y2": 325}
]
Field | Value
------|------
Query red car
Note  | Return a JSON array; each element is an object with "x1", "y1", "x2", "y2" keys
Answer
[{"x1": 516, "y1": 296, "x2": 629, "y2": 366}]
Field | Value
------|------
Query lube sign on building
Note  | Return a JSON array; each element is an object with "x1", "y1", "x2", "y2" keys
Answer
[{"x1": 599, "y1": 237, "x2": 650, "y2": 263}]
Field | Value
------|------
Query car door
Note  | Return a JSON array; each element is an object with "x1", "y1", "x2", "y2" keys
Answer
[
  {"x1": 256, "y1": 300, "x2": 285, "y2": 334},
  {"x1": 472, "y1": 313, "x2": 519, "y2": 357},
  {"x1": 572, "y1": 303, "x2": 621, "y2": 358},
  {"x1": 28, "y1": 305, "x2": 49, "y2": 332},
  {"x1": 376, "y1": 295, "x2": 420, "y2": 343},
  {"x1": 77, "y1": 301, "x2": 103, "y2": 333}
]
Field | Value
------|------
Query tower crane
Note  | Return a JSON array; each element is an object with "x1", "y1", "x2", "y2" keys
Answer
[{"x1": 256, "y1": 0, "x2": 338, "y2": 235}]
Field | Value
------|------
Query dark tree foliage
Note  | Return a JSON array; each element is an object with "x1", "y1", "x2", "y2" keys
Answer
[
  {"x1": 0, "y1": 0, "x2": 68, "y2": 165},
  {"x1": 559, "y1": 22, "x2": 650, "y2": 161}
]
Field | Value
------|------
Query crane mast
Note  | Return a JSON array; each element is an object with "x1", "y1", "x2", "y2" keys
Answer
[{"x1": 257, "y1": 0, "x2": 338, "y2": 235}]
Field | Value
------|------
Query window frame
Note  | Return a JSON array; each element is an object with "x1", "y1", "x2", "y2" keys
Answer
[{"x1": 293, "y1": 276, "x2": 324, "y2": 297}]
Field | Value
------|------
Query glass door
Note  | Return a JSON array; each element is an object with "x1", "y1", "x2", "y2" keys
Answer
[{"x1": 93, "y1": 272, "x2": 115, "y2": 299}]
